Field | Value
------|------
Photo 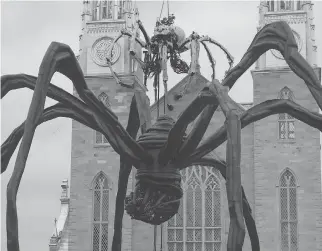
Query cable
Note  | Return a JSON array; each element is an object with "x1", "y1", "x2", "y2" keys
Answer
[
  {"x1": 167, "y1": 0, "x2": 169, "y2": 17},
  {"x1": 153, "y1": 225, "x2": 157, "y2": 251},
  {"x1": 159, "y1": 0, "x2": 165, "y2": 20},
  {"x1": 160, "y1": 224, "x2": 163, "y2": 251}
]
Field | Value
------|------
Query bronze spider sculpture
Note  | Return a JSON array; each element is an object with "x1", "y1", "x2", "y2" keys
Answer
[
  {"x1": 107, "y1": 12, "x2": 234, "y2": 110},
  {"x1": 2, "y1": 21, "x2": 322, "y2": 251}
]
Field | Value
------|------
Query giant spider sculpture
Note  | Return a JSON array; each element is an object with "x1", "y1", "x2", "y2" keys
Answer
[
  {"x1": 107, "y1": 12, "x2": 234, "y2": 110},
  {"x1": 2, "y1": 21, "x2": 322, "y2": 251}
]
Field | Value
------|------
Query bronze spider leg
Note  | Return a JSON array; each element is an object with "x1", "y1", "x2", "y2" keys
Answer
[
  {"x1": 137, "y1": 20, "x2": 151, "y2": 52},
  {"x1": 2, "y1": 42, "x2": 154, "y2": 251},
  {"x1": 108, "y1": 29, "x2": 147, "y2": 86},
  {"x1": 207, "y1": 79, "x2": 246, "y2": 251},
  {"x1": 198, "y1": 36, "x2": 235, "y2": 75},
  {"x1": 158, "y1": 88, "x2": 217, "y2": 165},
  {"x1": 112, "y1": 95, "x2": 147, "y2": 251},
  {"x1": 189, "y1": 98, "x2": 322, "y2": 163},
  {"x1": 221, "y1": 21, "x2": 322, "y2": 110},
  {"x1": 200, "y1": 41, "x2": 216, "y2": 80},
  {"x1": 189, "y1": 20, "x2": 322, "y2": 163}
]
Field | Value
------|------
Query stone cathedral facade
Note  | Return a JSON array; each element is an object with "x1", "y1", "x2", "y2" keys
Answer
[{"x1": 49, "y1": 1, "x2": 322, "y2": 251}]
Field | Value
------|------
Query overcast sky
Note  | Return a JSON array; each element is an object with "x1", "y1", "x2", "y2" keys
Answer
[{"x1": 1, "y1": 1, "x2": 322, "y2": 251}]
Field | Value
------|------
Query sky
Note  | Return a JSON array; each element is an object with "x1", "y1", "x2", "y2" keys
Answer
[{"x1": 1, "y1": 1, "x2": 322, "y2": 251}]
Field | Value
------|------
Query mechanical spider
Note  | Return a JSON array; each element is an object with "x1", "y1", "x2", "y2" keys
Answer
[
  {"x1": 2, "y1": 21, "x2": 322, "y2": 251},
  {"x1": 106, "y1": 12, "x2": 234, "y2": 111}
]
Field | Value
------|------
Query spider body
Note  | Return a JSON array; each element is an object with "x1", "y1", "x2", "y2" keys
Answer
[{"x1": 126, "y1": 115, "x2": 184, "y2": 225}]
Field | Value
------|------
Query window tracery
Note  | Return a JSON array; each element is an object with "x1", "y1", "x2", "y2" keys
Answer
[
  {"x1": 167, "y1": 165, "x2": 222, "y2": 251},
  {"x1": 279, "y1": 169, "x2": 298, "y2": 251},
  {"x1": 95, "y1": 92, "x2": 111, "y2": 146},
  {"x1": 278, "y1": 87, "x2": 295, "y2": 140},
  {"x1": 92, "y1": 172, "x2": 110, "y2": 251}
]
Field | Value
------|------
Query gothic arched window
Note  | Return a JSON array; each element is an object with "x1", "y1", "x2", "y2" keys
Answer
[
  {"x1": 278, "y1": 87, "x2": 295, "y2": 140},
  {"x1": 167, "y1": 165, "x2": 223, "y2": 251},
  {"x1": 268, "y1": 0, "x2": 275, "y2": 11},
  {"x1": 118, "y1": 0, "x2": 124, "y2": 19},
  {"x1": 297, "y1": 1, "x2": 301, "y2": 10},
  {"x1": 92, "y1": 172, "x2": 110, "y2": 251},
  {"x1": 279, "y1": 169, "x2": 298, "y2": 251},
  {"x1": 102, "y1": 1, "x2": 107, "y2": 19},
  {"x1": 95, "y1": 92, "x2": 110, "y2": 145},
  {"x1": 280, "y1": 1, "x2": 286, "y2": 10},
  {"x1": 107, "y1": 0, "x2": 113, "y2": 19},
  {"x1": 285, "y1": 0, "x2": 293, "y2": 10}
]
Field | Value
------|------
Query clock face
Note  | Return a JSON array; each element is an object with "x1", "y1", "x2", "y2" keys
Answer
[
  {"x1": 91, "y1": 37, "x2": 121, "y2": 66},
  {"x1": 271, "y1": 30, "x2": 302, "y2": 60}
]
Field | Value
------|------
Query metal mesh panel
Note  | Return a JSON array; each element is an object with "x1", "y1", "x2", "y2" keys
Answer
[
  {"x1": 96, "y1": 131, "x2": 103, "y2": 144},
  {"x1": 98, "y1": 92, "x2": 111, "y2": 108},
  {"x1": 280, "y1": 188, "x2": 288, "y2": 221},
  {"x1": 93, "y1": 174, "x2": 110, "y2": 251},
  {"x1": 289, "y1": 188, "x2": 297, "y2": 221},
  {"x1": 279, "y1": 121, "x2": 286, "y2": 139},
  {"x1": 194, "y1": 188, "x2": 202, "y2": 227},
  {"x1": 279, "y1": 113, "x2": 286, "y2": 120},
  {"x1": 186, "y1": 190, "x2": 194, "y2": 227},
  {"x1": 278, "y1": 87, "x2": 296, "y2": 140},
  {"x1": 95, "y1": 131, "x2": 109, "y2": 145},
  {"x1": 93, "y1": 191, "x2": 101, "y2": 221},
  {"x1": 280, "y1": 169, "x2": 298, "y2": 251},
  {"x1": 290, "y1": 222, "x2": 298, "y2": 251},
  {"x1": 167, "y1": 165, "x2": 222, "y2": 251},
  {"x1": 93, "y1": 223, "x2": 100, "y2": 251},
  {"x1": 288, "y1": 121, "x2": 295, "y2": 139},
  {"x1": 281, "y1": 222, "x2": 289, "y2": 251},
  {"x1": 101, "y1": 223, "x2": 109, "y2": 251},
  {"x1": 102, "y1": 190, "x2": 109, "y2": 221}
]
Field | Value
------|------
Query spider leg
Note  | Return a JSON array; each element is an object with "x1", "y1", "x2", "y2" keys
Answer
[
  {"x1": 175, "y1": 103, "x2": 217, "y2": 162},
  {"x1": 1, "y1": 73, "x2": 150, "y2": 164},
  {"x1": 112, "y1": 95, "x2": 143, "y2": 251},
  {"x1": 221, "y1": 21, "x2": 322, "y2": 110},
  {"x1": 206, "y1": 80, "x2": 246, "y2": 251},
  {"x1": 200, "y1": 41, "x2": 216, "y2": 80},
  {"x1": 177, "y1": 36, "x2": 191, "y2": 53},
  {"x1": 198, "y1": 36, "x2": 234, "y2": 75},
  {"x1": 158, "y1": 87, "x2": 217, "y2": 165},
  {"x1": 137, "y1": 20, "x2": 151, "y2": 46},
  {"x1": 108, "y1": 29, "x2": 147, "y2": 87},
  {"x1": 1, "y1": 74, "x2": 114, "y2": 118},
  {"x1": 129, "y1": 51, "x2": 147, "y2": 69},
  {"x1": 191, "y1": 157, "x2": 259, "y2": 251},
  {"x1": 189, "y1": 98, "x2": 322, "y2": 163},
  {"x1": 1, "y1": 103, "x2": 105, "y2": 174},
  {"x1": 189, "y1": 33, "x2": 201, "y2": 75}
]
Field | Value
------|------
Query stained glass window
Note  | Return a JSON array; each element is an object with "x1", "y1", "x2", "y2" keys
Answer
[
  {"x1": 278, "y1": 87, "x2": 296, "y2": 140},
  {"x1": 279, "y1": 169, "x2": 298, "y2": 251},
  {"x1": 92, "y1": 173, "x2": 110, "y2": 251},
  {"x1": 167, "y1": 165, "x2": 222, "y2": 251},
  {"x1": 95, "y1": 92, "x2": 110, "y2": 146}
]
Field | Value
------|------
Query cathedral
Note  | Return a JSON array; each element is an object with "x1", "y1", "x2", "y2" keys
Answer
[{"x1": 49, "y1": 1, "x2": 322, "y2": 251}]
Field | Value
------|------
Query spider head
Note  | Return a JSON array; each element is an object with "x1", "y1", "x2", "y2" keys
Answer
[{"x1": 125, "y1": 115, "x2": 184, "y2": 225}]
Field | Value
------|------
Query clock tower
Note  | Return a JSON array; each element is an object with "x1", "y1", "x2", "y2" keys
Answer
[
  {"x1": 252, "y1": 1, "x2": 322, "y2": 251},
  {"x1": 68, "y1": 1, "x2": 148, "y2": 251},
  {"x1": 256, "y1": 0, "x2": 318, "y2": 69}
]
